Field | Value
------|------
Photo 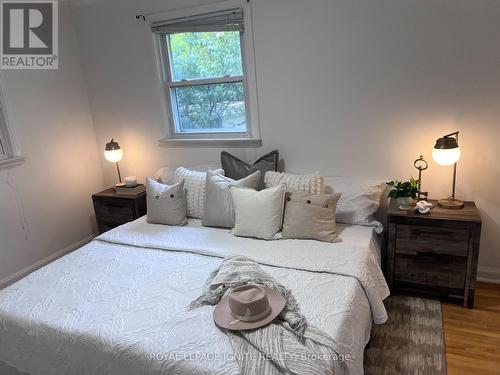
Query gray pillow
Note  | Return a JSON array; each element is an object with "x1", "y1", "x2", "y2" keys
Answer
[
  {"x1": 203, "y1": 170, "x2": 261, "y2": 228},
  {"x1": 282, "y1": 192, "x2": 342, "y2": 242},
  {"x1": 146, "y1": 177, "x2": 187, "y2": 226},
  {"x1": 221, "y1": 150, "x2": 278, "y2": 189}
]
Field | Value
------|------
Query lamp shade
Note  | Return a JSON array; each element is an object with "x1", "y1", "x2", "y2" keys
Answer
[
  {"x1": 104, "y1": 139, "x2": 123, "y2": 163},
  {"x1": 432, "y1": 136, "x2": 461, "y2": 166}
]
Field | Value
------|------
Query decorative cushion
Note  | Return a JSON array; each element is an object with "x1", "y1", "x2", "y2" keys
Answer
[
  {"x1": 221, "y1": 150, "x2": 279, "y2": 189},
  {"x1": 154, "y1": 166, "x2": 176, "y2": 185},
  {"x1": 175, "y1": 167, "x2": 224, "y2": 219},
  {"x1": 203, "y1": 171, "x2": 261, "y2": 228},
  {"x1": 282, "y1": 192, "x2": 342, "y2": 242},
  {"x1": 264, "y1": 171, "x2": 324, "y2": 194},
  {"x1": 324, "y1": 176, "x2": 386, "y2": 233},
  {"x1": 146, "y1": 177, "x2": 187, "y2": 226},
  {"x1": 230, "y1": 184, "x2": 286, "y2": 240},
  {"x1": 156, "y1": 164, "x2": 220, "y2": 185}
]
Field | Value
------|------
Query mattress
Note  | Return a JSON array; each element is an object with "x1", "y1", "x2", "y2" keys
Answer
[{"x1": 0, "y1": 218, "x2": 389, "y2": 375}]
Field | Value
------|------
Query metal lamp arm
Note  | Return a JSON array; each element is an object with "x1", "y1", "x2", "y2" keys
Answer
[{"x1": 446, "y1": 132, "x2": 459, "y2": 201}]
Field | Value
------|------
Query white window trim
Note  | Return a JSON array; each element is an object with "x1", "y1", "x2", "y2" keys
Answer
[
  {"x1": 151, "y1": 0, "x2": 261, "y2": 146},
  {"x1": 0, "y1": 74, "x2": 24, "y2": 169}
]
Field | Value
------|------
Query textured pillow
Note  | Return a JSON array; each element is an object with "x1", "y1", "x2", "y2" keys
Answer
[
  {"x1": 175, "y1": 167, "x2": 224, "y2": 219},
  {"x1": 282, "y1": 192, "x2": 342, "y2": 242},
  {"x1": 221, "y1": 150, "x2": 279, "y2": 189},
  {"x1": 203, "y1": 171, "x2": 261, "y2": 228},
  {"x1": 146, "y1": 177, "x2": 187, "y2": 226},
  {"x1": 154, "y1": 166, "x2": 176, "y2": 185},
  {"x1": 230, "y1": 184, "x2": 286, "y2": 240},
  {"x1": 324, "y1": 176, "x2": 386, "y2": 233},
  {"x1": 264, "y1": 171, "x2": 324, "y2": 194}
]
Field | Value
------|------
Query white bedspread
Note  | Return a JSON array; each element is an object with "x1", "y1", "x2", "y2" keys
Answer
[{"x1": 0, "y1": 218, "x2": 389, "y2": 375}]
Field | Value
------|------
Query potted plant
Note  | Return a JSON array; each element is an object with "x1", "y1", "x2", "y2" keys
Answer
[{"x1": 387, "y1": 177, "x2": 418, "y2": 210}]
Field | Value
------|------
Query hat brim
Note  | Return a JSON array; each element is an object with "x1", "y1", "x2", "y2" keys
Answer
[{"x1": 213, "y1": 287, "x2": 286, "y2": 331}]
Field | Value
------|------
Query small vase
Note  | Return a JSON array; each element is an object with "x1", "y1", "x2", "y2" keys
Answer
[{"x1": 397, "y1": 197, "x2": 414, "y2": 210}]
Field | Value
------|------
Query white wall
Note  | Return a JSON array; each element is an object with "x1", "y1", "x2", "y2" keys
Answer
[
  {"x1": 72, "y1": 0, "x2": 500, "y2": 279},
  {"x1": 0, "y1": 3, "x2": 104, "y2": 283}
]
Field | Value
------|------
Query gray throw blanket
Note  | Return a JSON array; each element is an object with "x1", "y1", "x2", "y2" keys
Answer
[{"x1": 190, "y1": 256, "x2": 347, "y2": 375}]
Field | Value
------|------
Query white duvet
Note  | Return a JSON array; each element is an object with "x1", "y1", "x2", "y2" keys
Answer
[{"x1": 0, "y1": 218, "x2": 389, "y2": 375}]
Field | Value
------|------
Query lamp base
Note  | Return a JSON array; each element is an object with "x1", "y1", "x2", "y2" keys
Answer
[
  {"x1": 437, "y1": 198, "x2": 464, "y2": 209},
  {"x1": 115, "y1": 182, "x2": 126, "y2": 187}
]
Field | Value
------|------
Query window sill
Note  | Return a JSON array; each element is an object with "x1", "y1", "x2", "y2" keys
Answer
[
  {"x1": 0, "y1": 156, "x2": 25, "y2": 169},
  {"x1": 158, "y1": 137, "x2": 261, "y2": 148}
]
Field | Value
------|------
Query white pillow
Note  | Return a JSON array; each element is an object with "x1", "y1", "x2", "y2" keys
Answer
[
  {"x1": 155, "y1": 164, "x2": 219, "y2": 185},
  {"x1": 155, "y1": 166, "x2": 176, "y2": 185},
  {"x1": 146, "y1": 177, "x2": 187, "y2": 226},
  {"x1": 264, "y1": 171, "x2": 324, "y2": 194},
  {"x1": 203, "y1": 171, "x2": 261, "y2": 228},
  {"x1": 175, "y1": 167, "x2": 224, "y2": 219},
  {"x1": 324, "y1": 176, "x2": 386, "y2": 233},
  {"x1": 230, "y1": 184, "x2": 286, "y2": 240}
]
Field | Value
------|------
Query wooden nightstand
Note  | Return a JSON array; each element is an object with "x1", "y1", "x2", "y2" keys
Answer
[
  {"x1": 386, "y1": 199, "x2": 481, "y2": 308},
  {"x1": 92, "y1": 188, "x2": 146, "y2": 234}
]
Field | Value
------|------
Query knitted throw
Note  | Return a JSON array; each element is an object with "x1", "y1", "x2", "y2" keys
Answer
[{"x1": 190, "y1": 256, "x2": 347, "y2": 375}]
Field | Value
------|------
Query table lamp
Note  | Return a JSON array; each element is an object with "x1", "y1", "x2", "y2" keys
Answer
[
  {"x1": 432, "y1": 131, "x2": 464, "y2": 209},
  {"x1": 104, "y1": 139, "x2": 124, "y2": 187}
]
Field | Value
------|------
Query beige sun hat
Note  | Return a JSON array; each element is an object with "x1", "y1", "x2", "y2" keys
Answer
[{"x1": 213, "y1": 284, "x2": 286, "y2": 331}]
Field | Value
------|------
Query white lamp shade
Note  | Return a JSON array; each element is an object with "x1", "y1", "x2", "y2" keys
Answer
[
  {"x1": 104, "y1": 148, "x2": 123, "y2": 163},
  {"x1": 432, "y1": 146, "x2": 461, "y2": 166}
]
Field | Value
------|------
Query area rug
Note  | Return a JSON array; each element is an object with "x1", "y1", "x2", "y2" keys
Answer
[{"x1": 364, "y1": 295, "x2": 447, "y2": 375}]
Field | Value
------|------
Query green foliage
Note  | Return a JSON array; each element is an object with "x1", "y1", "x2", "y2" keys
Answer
[
  {"x1": 170, "y1": 31, "x2": 243, "y2": 80},
  {"x1": 169, "y1": 31, "x2": 245, "y2": 131},
  {"x1": 175, "y1": 83, "x2": 245, "y2": 131},
  {"x1": 387, "y1": 177, "x2": 418, "y2": 199}
]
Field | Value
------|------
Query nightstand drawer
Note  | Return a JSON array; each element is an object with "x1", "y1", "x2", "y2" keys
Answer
[
  {"x1": 396, "y1": 225, "x2": 469, "y2": 257},
  {"x1": 93, "y1": 188, "x2": 147, "y2": 235},
  {"x1": 95, "y1": 202, "x2": 134, "y2": 223},
  {"x1": 395, "y1": 253, "x2": 467, "y2": 289}
]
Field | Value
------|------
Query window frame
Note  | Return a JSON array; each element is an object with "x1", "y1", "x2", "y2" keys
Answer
[
  {"x1": 0, "y1": 119, "x2": 9, "y2": 161},
  {"x1": 152, "y1": 1, "x2": 261, "y2": 146},
  {"x1": 0, "y1": 74, "x2": 24, "y2": 169}
]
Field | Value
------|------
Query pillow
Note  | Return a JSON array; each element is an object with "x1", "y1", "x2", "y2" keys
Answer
[
  {"x1": 324, "y1": 176, "x2": 386, "y2": 233},
  {"x1": 221, "y1": 150, "x2": 279, "y2": 189},
  {"x1": 282, "y1": 192, "x2": 342, "y2": 242},
  {"x1": 146, "y1": 177, "x2": 187, "y2": 226},
  {"x1": 175, "y1": 167, "x2": 224, "y2": 219},
  {"x1": 264, "y1": 171, "x2": 324, "y2": 194},
  {"x1": 203, "y1": 171, "x2": 261, "y2": 228},
  {"x1": 155, "y1": 164, "x2": 219, "y2": 185},
  {"x1": 154, "y1": 166, "x2": 176, "y2": 185},
  {"x1": 230, "y1": 184, "x2": 286, "y2": 240}
]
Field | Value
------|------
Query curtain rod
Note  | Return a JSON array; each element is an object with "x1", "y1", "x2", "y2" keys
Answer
[{"x1": 135, "y1": 0, "x2": 249, "y2": 21}]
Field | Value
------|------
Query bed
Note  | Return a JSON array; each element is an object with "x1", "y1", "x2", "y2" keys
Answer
[{"x1": 0, "y1": 217, "x2": 389, "y2": 375}]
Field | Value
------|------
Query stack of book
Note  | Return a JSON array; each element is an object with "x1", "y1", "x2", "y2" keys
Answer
[{"x1": 115, "y1": 184, "x2": 145, "y2": 196}]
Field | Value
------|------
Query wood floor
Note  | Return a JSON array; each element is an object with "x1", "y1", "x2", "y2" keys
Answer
[{"x1": 442, "y1": 282, "x2": 500, "y2": 375}]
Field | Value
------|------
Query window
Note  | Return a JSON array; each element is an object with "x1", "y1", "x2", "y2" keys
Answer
[
  {"x1": 0, "y1": 109, "x2": 10, "y2": 160},
  {"x1": 153, "y1": 4, "x2": 260, "y2": 144},
  {"x1": 0, "y1": 77, "x2": 23, "y2": 167}
]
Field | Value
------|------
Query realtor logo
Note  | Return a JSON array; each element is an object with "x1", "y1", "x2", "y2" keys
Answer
[{"x1": 1, "y1": 0, "x2": 58, "y2": 69}]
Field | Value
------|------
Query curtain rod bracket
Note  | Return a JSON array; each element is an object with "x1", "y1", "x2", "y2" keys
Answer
[{"x1": 136, "y1": 14, "x2": 146, "y2": 22}]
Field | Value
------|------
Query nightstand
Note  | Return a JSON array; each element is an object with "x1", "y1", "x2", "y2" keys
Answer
[
  {"x1": 92, "y1": 188, "x2": 147, "y2": 234},
  {"x1": 386, "y1": 199, "x2": 481, "y2": 308}
]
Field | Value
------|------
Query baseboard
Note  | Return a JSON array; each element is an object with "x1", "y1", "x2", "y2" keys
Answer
[
  {"x1": 477, "y1": 267, "x2": 500, "y2": 284},
  {"x1": 0, "y1": 235, "x2": 95, "y2": 289}
]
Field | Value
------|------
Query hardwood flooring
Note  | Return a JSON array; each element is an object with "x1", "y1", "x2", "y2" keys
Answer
[{"x1": 442, "y1": 282, "x2": 500, "y2": 375}]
